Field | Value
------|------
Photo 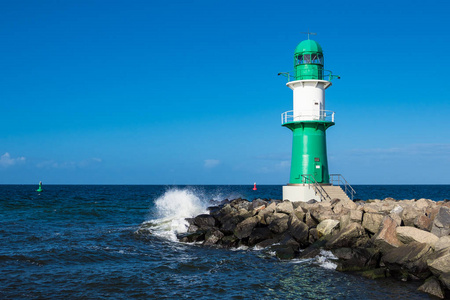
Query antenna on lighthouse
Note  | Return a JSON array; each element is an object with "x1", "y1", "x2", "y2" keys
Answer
[{"x1": 300, "y1": 31, "x2": 317, "y2": 40}]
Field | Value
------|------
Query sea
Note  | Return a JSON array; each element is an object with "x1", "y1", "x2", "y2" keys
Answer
[{"x1": 1, "y1": 184, "x2": 449, "y2": 299}]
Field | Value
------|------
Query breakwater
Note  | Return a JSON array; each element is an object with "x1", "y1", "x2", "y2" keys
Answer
[{"x1": 175, "y1": 197, "x2": 450, "y2": 298}]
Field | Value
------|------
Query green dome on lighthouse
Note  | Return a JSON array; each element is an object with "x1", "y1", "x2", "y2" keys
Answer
[
  {"x1": 294, "y1": 39, "x2": 323, "y2": 55},
  {"x1": 294, "y1": 39, "x2": 324, "y2": 80}
]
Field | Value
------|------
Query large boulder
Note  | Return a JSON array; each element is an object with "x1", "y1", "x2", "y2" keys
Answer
[
  {"x1": 326, "y1": 223, "x2": 369, "y2": 249},
  {"x1": 234, "y1": 216, "x2": 259, "y2": 239},
  {"x1": 317, "y1": 219, "x2": 340, "y2": 238},
  {"x1": 362, "y1": 213, "x2": 385, "y2": 234},
  {"x1": 427, "y1": 247, "x2": 450, "y2": 278},
  {"x1": 276, "y1": 201, "x2": 294, "y2": 215},
  {"x1": 381, "y1": 242, "x2": 433, "y2": 280},
  {"x1": 333, "y1": 247, "x2": 380, "y2": 272},
  {"x1": 288, "y1": 214, "x2": 309, "y2": 246},
  {"x1": 268, "y1": 213, "x2": 289, "y2": 234},
  {"x1": 396, "y1": 226, "x2": 439, "y2": 249},
  {"x1": 401, "y1": 205, "x2": 421, "y2": 227},
  {"x1": 435, "y1": 235, "x2": 450, "y2": 251},
  {"x1": 431, "y1": 206, "x2": 450, "y2": 237},
  {"x1": 204, "y1": 229, "x2": 224, "y2": 246},
  {"x1": 248, "y1": 227, "x2": 272, "y2": 246},
  {"x1": 194, "y1": 214, "x2": 216, "y2": 229},
  {"x1": 373, "y1": 216, "x2": 404, "y2": 253},
  {"x1": 417, "y1": 277, "x2": 445, "y2": 299}
]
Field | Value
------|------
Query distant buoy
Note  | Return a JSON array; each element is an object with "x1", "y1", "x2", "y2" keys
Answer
[
  {"x1": 36, "y1": 181, "x2": 43, "y2": 192},
  {"x1": 252, "y1": 182, "x2": 257, "y2": 190}
]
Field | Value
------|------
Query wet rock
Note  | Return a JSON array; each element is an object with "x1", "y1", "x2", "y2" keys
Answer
[
  {"x1": 255, "y1": 238, "x2": 279, "y2": 249},
  {"x1": 362, "y1": 213, "x2": 385, "y2": 234},
  {"x1": 251, "y1": 198, "x2": 268, "y2": 210},
  {"x1": 305, "y1": 211, "x2": 319, "y2": 228},
  {"x1": 317, "y1": 219, "x2": 340, "y2": 238},
  {"x1": 234, "y1": 216, "x2": 259, "y2": 239},
  {"x1": 417, "y1": 277, "x2": 445, "y2": 299},
  {"x1": 271, "y1": 244, "x2": 296, "y2": 260},
  {"x1": 204, "y1": 229, "x2": 224, "y2": 246},
  {"x1": 194, "y1": 214, "x2": 216, "y2": 229},
  {"x1": 439, "y1": 273, "x2": 450, "y2": 290},
  {"x1": 382, "y1": 242, "x2": 432, "y2": 280},
  {"x1": 326, "y1": 223, "x2": 369, "y2": 249},
  {"x1": 220, "y1": 235, "x2": 239, "y2": 248},
  {"x1": 396, "y1": 226, "x2": 439, "y2": 249},
  {"x1": 187, "y1": 224, "x2": 199, "y2": 233},
  {"x1": 431, "y1": 206, "x2": 450, "y2": 237},
  {"x1": 360, "y1": 268, "x2": 389, "y2": 279},
  {"x1": 178, "y1": 231, "x2": 206, "y2": 243},
  {"x1": 308, "y1": 228, "x2": 319, "y2": 244},
  {"x1": 248, "y1": 227, "x2": 272, "y2": 246},
  {"x1": 334, "y1": 247, "x2": 380, "y2": 272}
]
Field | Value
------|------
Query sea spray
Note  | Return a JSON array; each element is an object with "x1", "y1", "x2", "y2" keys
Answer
[{"x1": 140, "y1": 187, "x2": 209, "y2": 241}]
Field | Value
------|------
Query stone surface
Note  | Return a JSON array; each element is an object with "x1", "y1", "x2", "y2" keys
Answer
[
  {"x1": 194, "y1": 214, "x2": 216, "y2": 229},
  {"x1": 396, "y1": 226, "x2": 439, "y2": 249},
  {"x1": 317, "y1": 219, "x2": 340, "y2": 237},
  {"x1": 362, "y1": 213, "x2": 384, "y2": 234},
  {"x1": 435, "y1": 235, "x2": 450, "y2": 251},
  {"x1": 414, "y1": 214, "x2": 433, "y2": 232},
  {"x1": 248, "y1": 227, "x2": 272, "y2": 246},
  {"x1": 427, "y1": 247, "x2": 450, "y2": 278},
  {"x1": 373, "y1": 216, "x2": 404, "y2": 253},
  {"x1": 288, "y1": 215, "x2": 309, "y2": 246},
  {"x1": 276, "y1": 200, "x2": 294, "y2": 215},
  {"x1": 234, "y1": 216, "x2": 259, "y2": 239},
  {"x1": 268, "y1": 213, "x2": 289, "y2": 234},
  {"x1": 417, "y1": 277, "x2": 445, "y2": 299},
  {"x1": 326, "y1": 223, "x2": 369, "y2": 249},
  {"x1": 431, "y1": 206, "x2": 450, "y2": 237},
  {"x1": 204, "y1": 229, "x2": 224, "y2": 246}
]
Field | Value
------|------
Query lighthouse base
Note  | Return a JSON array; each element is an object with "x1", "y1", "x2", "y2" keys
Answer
[{"x1": 282, "y1": 184, "x2": 322, "y2": 202}]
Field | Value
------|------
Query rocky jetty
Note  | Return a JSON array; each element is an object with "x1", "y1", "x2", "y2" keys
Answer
[{"x1": 177, "y1": 197, "x2": 450, "y2": 298}]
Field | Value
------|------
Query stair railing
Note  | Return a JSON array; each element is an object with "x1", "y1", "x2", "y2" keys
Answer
[
  {"x1": 329, "y1": 174, "x2": 356, "y2": 200},
  {"x1": 300, "y1": 174, "x2": 332, "y2": 202}
]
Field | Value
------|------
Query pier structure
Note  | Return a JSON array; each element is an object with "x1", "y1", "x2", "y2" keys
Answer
[{"x1": 280, "y1": 37, "x2": 354, "y2": 202}]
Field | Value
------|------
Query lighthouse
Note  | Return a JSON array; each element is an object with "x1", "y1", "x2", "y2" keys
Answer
[{"x1": 281, "y1": 37, "x2": 352, "y2": 202}]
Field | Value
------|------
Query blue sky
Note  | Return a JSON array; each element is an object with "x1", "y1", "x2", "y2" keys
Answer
[{"x1": 1, "y1": 0, "x2": 449, "y2": 184}]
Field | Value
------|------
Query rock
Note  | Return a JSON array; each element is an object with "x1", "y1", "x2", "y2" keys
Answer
[
  {"x1": 414, "y1": 214, "x2": 433, "y2": 232},
  {"x1": 279, "y1": 233, "x2": 300, "y2": 252},
  {"x1": 427, "y1": 247, "x2": 450, "y2": 278},
  {"x1": 417, "y1": 277, "x2": 445, "y2": 299},
  {"x1": 362, "y1": 213, "x2": 385, "y2": 234},
  {"x1": 334, "y1": 247, "x2": 380, "y2": 272},
  {"x1": 178, "y1": 231, "x2": 205, "y2": 243},
  {"x1": 431, "y1": 206, "x2": 450, "y2": 237},
  {"x1": 230, "y1": 198, "x2": 251, "y2": 211},
  {"x1": 271, "y1": 244, "x2": 296, "y2": 260},
  {"x1": 339, "y1": 213, "x2": 351, "y2": 231},
  {"x1": 310, "y1": 205, "x2": 340, "y2": 223},
  {"x1": 220, "y1": 235, "x2": 239, "y2": 247},
  {"x1": 360, "y1": 268, "x2": 389, "y2": 279},
  {"x1": 317, "y1": 219, "x2": 340, "y2": 238},
  {"x1": 305, "y1": 211, "x2": 318, "y2": 228},
  {"x1": 435, "y1": 235, "x2": 450, "y2": 251},
  {"x1": 308, "y1": 228, "x2": 319, "y2": 244},
  {"x1": 276, "y1": 200, "x2": 294, "y2": 215},
  {"x1": 288, "y1": 214, "x2": 309, "y2": 246},
  {"x1": 220, "y1": 215, "x2": 242, "y2": 234},
  {"x1": 194, "y1": 214, "x2": 216, "y2": 229},
  {"x1": 248, "y1": 227, "x2": 272, "y2": 246},
  {"x1": 326, "y1": 223, "x2": 369, "y2": 249},
  {"x1": 255, "y1": 238, "x2": 279, "y2": 249},
  {"x1": 187, "y1": 224, "x2": 199, "y2": 233},
  {"x1": 373, "y1": 216, "x2": 403, "y2": 253},
  {"x1": 268, "y1": 213, "x2": 289, "y2": 234},
  {"x1": 389, "y1": 205, "x2": 404, "y2": 226},
  {"x1": 382, "y1": 242, "x2": 433, "y2": 280},
  {"x1": 396, "y1": 226, "x2": 439, "y2": 249},
  {"x1": 234, "y1": 216, "x2": 259, "y2": 239},
  {"x1": 251, "y1": 198, "x2": 268, "y2": 210},
  {"x1": 294, "y1": 206, "x2": 306, "y2": 222},
  {"x1": 415, "y1": 198, "x2": 433, "y2": 211},
  {"x1": 439, "y1": 273, "x2": 450, "y2": 290},
  {"x1": 401, "y1": 205, "x2": 421, "y2": 227},
  {"x1": 204, "y1": 229, "x2": 224, "y2": 246},
  {"x1": 349, "y1": 209, "x2": 363, "y2": 223}
]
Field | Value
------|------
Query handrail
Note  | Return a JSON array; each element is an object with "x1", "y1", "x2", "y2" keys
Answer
[
  {"x1": 278, "y1": 70, "x2": 338, "y2": 82},
  {"x1": 330, "y1": 174, "x2": 356, "y2": 200},
  {"x1": 300, "y1": 174, "x2": 332, "y2": 202},
  {"x1": 281, "y1": 110, "x2": 335, "y2": 124}
]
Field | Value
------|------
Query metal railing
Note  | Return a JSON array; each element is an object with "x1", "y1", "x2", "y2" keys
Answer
[
  {"x1": 330, "y1": 174, "x2": 356, "y2": 200},
  {"x1": 300, "y1": 174, "x2": 332, "y2": 202},
  {"x1": 281, "y1": 110, "x2": 335, "y2": 124},
  {"x1": 278, "y1": 70, "x2": 339, "y2": 82}
]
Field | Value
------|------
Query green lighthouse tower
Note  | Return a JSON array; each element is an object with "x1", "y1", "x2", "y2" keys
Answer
[{"x1": 281, "y1": 38, "x2": 349, "y2": 202}]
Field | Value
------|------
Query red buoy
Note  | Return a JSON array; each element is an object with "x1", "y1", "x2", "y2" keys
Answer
[{"x1": 252, "y1": 182, "x2": 257, "y2": 190}]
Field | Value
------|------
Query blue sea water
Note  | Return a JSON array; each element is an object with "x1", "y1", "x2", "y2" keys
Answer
[{"x1": 1, "y1": 184, "x2": 448, "y2": 299}]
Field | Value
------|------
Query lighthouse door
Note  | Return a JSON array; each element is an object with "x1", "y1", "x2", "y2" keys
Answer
[{"x1": 314, "y1": 162, "x2": 323, "y2": 182}]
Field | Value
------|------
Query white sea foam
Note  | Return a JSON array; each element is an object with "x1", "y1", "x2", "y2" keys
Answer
[
  {"x1": 315, "y1": 249, "x2": 338, "y2": 270},
  {"x1": 140, "y1": 188, "x2": 209, "y2": 241}
]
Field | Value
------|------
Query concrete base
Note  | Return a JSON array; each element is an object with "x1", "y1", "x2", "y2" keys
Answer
[{"x1": 282, "y1": 184, "x2": 321, "y2": 202}]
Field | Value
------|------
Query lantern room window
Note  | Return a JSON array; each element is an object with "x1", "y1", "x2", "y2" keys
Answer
[{"x1": 295, "y1": 54, "x2": 324, "y2": 65}]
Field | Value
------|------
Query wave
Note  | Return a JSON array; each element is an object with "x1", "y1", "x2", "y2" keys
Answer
[{"x1": 138, "y1": 187, "x2": 213, "y2": 241}]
